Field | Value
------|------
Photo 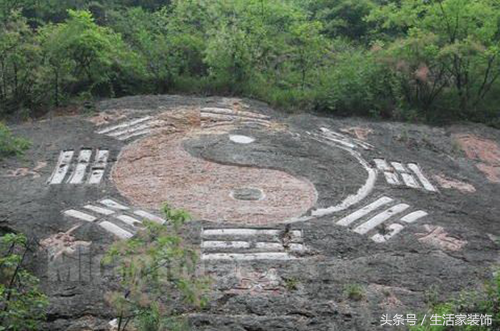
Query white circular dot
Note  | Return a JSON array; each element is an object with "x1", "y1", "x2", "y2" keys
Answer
[{"x1": 229, "y1": 135, "x2": 255, "y2": 144}]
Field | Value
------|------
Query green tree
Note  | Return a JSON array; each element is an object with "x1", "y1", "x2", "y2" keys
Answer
[
  {"x1": 103, "y1": 205, "x2": 208, "y2": 331},
  {"x1": 0, "y1": 233, "x2": 48, "y2": 331},
  {"x1": 369, "y1": 0, "x2": 500, "y2": 119}
]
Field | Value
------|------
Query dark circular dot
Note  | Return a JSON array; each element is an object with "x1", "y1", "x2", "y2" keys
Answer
[{"x1": 231, "y1": 188, "x2": 264, "y2": 201}]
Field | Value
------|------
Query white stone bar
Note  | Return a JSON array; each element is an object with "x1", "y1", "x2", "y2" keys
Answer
[
  {"x1": 288, "y1": 243, "x2": 306, "y2": 252},
  {"x1": 202, "y1": 252, "x2": 295, "y2": 261},
  {"x1": 373, "y1": 159, "x2": 392, "y2": 171},
  {"x1": 115, "y1": 215, "x2": 142, "y2": 227},
  {"x1": 97, "y1": 116, "x2": 152, "y2": 134},
  {"x1": 67, "y1": 149, "x2": 93, "y2": 184},
  {"x1": 202, "y1": 229, "x2": 281, "y2": 237},
  {"x1": 391, "y1": 162, "x2": 407, "y2": 173},
  {"x1": 400, "y1": 210, "x2": 428, "y2": 224},
  {"x1": 371, "y1": 223, "x2": 405, "y2": 243},
  {"x1": 99, "y1": 199, "x2": 129, "y2": 210},
  {"x1": 384, "y1": 171, "x2": 401, "y2": 185},
  {"x1": 108, "y1": 122, "x2": 153, "y2": 138},
  {"x1": 353, "y1": 204, "x2": 410, "y2": 235},
  {"x1": 407, "y1": 163, "x2": 437, "y2": 192},
  {"x1": 116, "y1": 128, "x2": 151, "y2": 141},
  {"x1": 133, "y1": 210, "x2": 166, "y2": 224},
  {"x1": 48, "y1": 150, "x2": 74, "y2": 184},
  {"x1": 200, "y1": 113, "x2": 271, "y2": 125},
  {"x1": 202, "y1": 241, "x2": 250, "y2": 249},
  {"x1": 87, "y1": 149, "x2": 109, "y2": 184},
  {"x1": 255, "y1": 242, "x2": 285, "y2": 251},
  {"x1": 401, "y1": 173, "x2": 420, "y2": 188},
  {"x1": 336, "y1": 197, "x2": 394, "y2": 227},
  {"x1": 83, "y1": 205, "x2": 115, "y2": 216},
  {"x1": 201, "y1": 107, "x2": 271, "y2": 119},
  {"x1": 63, "y1": 210, "x2": 97, "y2": 222},
  {"x1": 99, "y1": 221, "x2": 133, "y2": 239}
]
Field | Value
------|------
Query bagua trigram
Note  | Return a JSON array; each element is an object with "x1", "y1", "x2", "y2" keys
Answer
[
  {"x1": 96, "y1": 116, "x2": 163, "y2": 141},
  {"x1": 47, "y1": 148, "x2": 109, "y2": 185},
  {"x1": 62, "y1": 199, "x2": 166, "y2": 239},
  {"x1": 201, "y1": 227, "x2": 307, "y2": 261},
  {"x1": 374, "y1": 159, "x2": 438, "y2": 192},
  {"x1": 336, "y1": 196, "x2": 428, "y2": 243}
]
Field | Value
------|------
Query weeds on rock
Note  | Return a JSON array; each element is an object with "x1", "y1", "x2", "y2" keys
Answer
[
  {"x1": 344, "y1": 284, "x2": 365, "y2": 302},
  {"x1": 103, "y1": 204, "x2": 209, "y2": 331},
  {"x1": 0, "y1": 123, "x2": 30, "y2": 160}
]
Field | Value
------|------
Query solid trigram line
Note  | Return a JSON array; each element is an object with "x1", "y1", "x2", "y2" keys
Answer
[
  {"x1": 320, "y1": 127, "x2": 374, "y2": 150},
  {"x1": 337, "y1": 197, "x2": 394, "y2": 227},
  {"x1": 407, "y1": 163, "x2": 437, "y2": 192},
  {"x1": 48, "y1": 149, "x2": 109, "y2": 185},
  {"x1": 99, "y1": 199, "x2": 129, "y2": 210},
  {"x1": 201, "y1": 228, "x2": 305, "y2": 261},
  {"x1": 48, "y1": 150, "x2": 74, "y2": 184},
  {"x1": 96, "y1": 116, "x2": 156, "y2": 141},
  {"x1": 63, "y1": 210, "x2": 97, "y2": 222},
  {"x1": 335, "y1": 197, "x2": 428, "y2": 243},
  {"x1": 353, "y1": 203, "x2": 410, "y2": 235},
  {"x1": 201, "y1": 107, "x2": 271, "y2": 120},
  {"x1": 374, "y1": 159, "x2": 436, "y2": 192}
]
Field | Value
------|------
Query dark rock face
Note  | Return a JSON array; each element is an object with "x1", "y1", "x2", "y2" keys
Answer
[{"x1": 0, "y1": 95, "x2": 499, "y2": 330}]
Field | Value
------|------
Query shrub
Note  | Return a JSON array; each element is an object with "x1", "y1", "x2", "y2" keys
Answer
[
  {"x1": 0, "y1": 233, "x2": 49, "y2": 331},
  {"x1": 0, "y1": 123, "x2": 30, "y2": 159}
]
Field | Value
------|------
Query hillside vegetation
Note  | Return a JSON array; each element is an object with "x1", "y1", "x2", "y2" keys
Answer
[{"x1": 0, "y1": 0, "x2": 499, "y2": 126}]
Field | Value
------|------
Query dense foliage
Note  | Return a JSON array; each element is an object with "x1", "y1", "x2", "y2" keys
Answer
[
  {"x1": 0, "y1": 123, "x2": 29, "y2": 159},
  {"x1": 103, "y1": 205, "x2": 208, "y2": 331},
  {"x1": 0, "y1": 0, "x2": 499, "y2": 126},
  {"x1": 0, "y1": 234, "x2": 48, "y2": 331}
]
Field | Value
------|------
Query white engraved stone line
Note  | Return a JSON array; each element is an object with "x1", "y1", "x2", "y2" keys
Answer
[
  {"x1": 200, "y1": 113, "x2": 271, "y2": 125},
  {"x1": 400, "y1": 210, "x2": 428, "y2": 224},
  {"x1": 336, "y1": 197, "x2": 394, "y2": 227},
  {"x1": 115, "y1": 215, "x2": 142, "y2": 227},
  {"x1": 48, "y1": 150, "x2": 74, "y2": 184},
  {"x1": 202, "y1": 241, "x2": 250, "y2": 249},
  {"x1": 255, "y1": 242, "x2": 285, "y2": 251},
  {"x1": 401, "y1": 173, "x2": 420, "y2": 188},
  {"x1": 374, "y1": 159, "x2": 392, "y2": 171},
  {"x1": 63, "y1": 210, "x2": 97, "y2": 222},
  {"x1": 201, "y1": 107, "x2": 271, "y2": 119},
  {"x1": 67, "y1": 149, "x2": 93, "y2": 184},
  {"x1": 407, "y1": 163, "x2": 437, "y2": 192},
  {"x1": 97, "y1": 116, "x2": 152, "y2": 134},
  {"x1": 384, "y1": 171, "x2": 401, "y2": 185},
  {"x1": 311, "y1": 134, "x2": 378, "y2": 217},
  {"x1": 391, "y1": 162, "x2": 407, "y2": 173},
  {"x1": 289, "y1": 243, "x2": 306, "y2": 252},
  {"x1": 107, "y1": 122, "x2": 154, "y2": 137},
  {"x1": 202, "y1": 252, "x2": 296, "y2": 261},
  {"x1": 99, "y1": 199, "x2": 130, "y2": 210},
  {"x1": 133, "y1": 210, "x2": 166, "y2": 225},
  {"x1": 99, "y1": 221, "x2": 133, "y2": 239},
  {"x1": 202, "y1": 229, "x2": 281, "y2": 237},
  {"x1": 88, "y1": 149, "x2": 109, "y2": 184},
  {"x1": 83, "y1": 205, "x2": 115, "y2": 216},
  {"x1": 353, "y1": 203, "x2": 410, "y2": 235},
  {"x1": 116, "y1": 128, "x2": 152, "y2": 141},
  {"x1": 371, "y1": 224, "x2": 405, "y2": 243}
]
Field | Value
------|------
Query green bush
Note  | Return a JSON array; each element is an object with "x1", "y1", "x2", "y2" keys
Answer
[
  {"x1": 0, "y1": 233, "x2": 49, "y2": 331},
  {"x1": 0, "y1": 123, "x2": 30, "y2": 159}
]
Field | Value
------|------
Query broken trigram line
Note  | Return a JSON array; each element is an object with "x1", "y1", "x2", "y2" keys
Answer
[
  {"x1": 96, "y1": 116, "x2": 162, "y2": 141},
  {"x1": 200, "y1": 107, "x2": 272, "y2": 128},
  {"x1": 201, "y1": 228, "x2": 306, "y2": 261},
  {"x1": 336, "y1": 196, "x2": 428, "y2": 243},
  {"x1": 48, "y1": 149, "x2": 109, "y2": 185},
  {"x1": 63, "y1": 199, "x2": 166, "y2": 239},
  {"x1": 374, "y1": 159, "x2": 437, "y2": 192}
]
